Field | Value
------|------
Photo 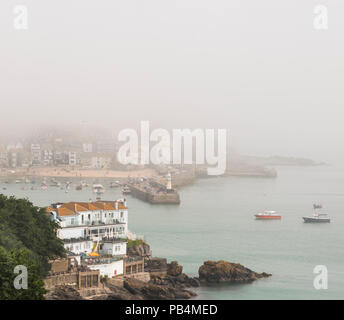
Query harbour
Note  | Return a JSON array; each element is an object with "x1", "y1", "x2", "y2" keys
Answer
[{"x1": 1, "y1": 165, "x2": 343, "y2": 299}]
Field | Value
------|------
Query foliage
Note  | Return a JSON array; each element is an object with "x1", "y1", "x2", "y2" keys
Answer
[
  {"x1": 127, "y1": 239, "x2": 143, "y2": 248},
  {"x1": 0, "y1": 194, "x2": 65, "y2": 299}
]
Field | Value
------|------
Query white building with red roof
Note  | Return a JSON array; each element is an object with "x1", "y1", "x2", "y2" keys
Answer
[{"x1": 46, "y1": 199, "x2": 130, "y2": 277}]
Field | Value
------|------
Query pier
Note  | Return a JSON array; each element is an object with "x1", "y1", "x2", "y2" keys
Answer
[{"x1": 127, "y1": 175, "x2": 180, "y2": 204}]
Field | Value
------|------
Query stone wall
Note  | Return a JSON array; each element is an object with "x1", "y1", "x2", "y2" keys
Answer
[
  {"x1": 45, "y1": 272, "x2": 78, "y2": 289},
  {"x1": 50, "y1": 259, "x2": 69, "y2": 274}
]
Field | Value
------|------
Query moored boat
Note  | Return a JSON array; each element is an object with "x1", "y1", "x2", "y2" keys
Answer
[
  {"x1": 93, "y1": 184, "x2": 105, "y2": 194},
  {"x1": 255, "y1": 210, "x2": 281, "y2": 220},
  {"x1": 122, "y1": 185, "x2": 131, "y2": 195},
  {"x1": 303, "y1": 204, "x2": 330, "y2": 223}
]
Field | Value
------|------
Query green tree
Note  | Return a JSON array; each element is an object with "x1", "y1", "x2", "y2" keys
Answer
[{"x1": 0, "y1": 195, "x2": 65, "y2": 299}]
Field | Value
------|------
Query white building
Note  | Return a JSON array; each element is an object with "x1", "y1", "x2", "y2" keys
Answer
[
  {"x1": 86, "y1": 258, "x2": 124, "y2": 278},
  {"x1": 31, "y1": 144, "x2": 41, "y2": 165},
  {"x1": 68, "y1": 151, "x2": 78, "y2": 165},
  {"x1": 42, "y1": 149, "x2": 54, "y2": 166},
  {"x1": 47, "y1": 200, "x2": 129, "y2": 277},
  {"x1": 82, "y1": 143, "x2": 93, "y2": 153}
]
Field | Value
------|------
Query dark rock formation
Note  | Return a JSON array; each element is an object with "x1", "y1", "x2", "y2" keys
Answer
[
  {"x1": 122, "y1": 278, "x2": 196, "y2": 300},
  {"x1": 198, "y1": 260, "x2": 271, "y2": 284},
  {"x1": 45, "y1": 259, "x2": 271, "y2": 300},
  {"x1": 45, "y1": 285, "x2": 83, "y2": 300},
  {"x1": 145, "y1": 257, "x2": 168, "y2": 273},
  {"x1": 167, "y1": 261, "x2": 183, "y2": 277},
  {"x1": 127, "y1": 241, "x2": 151, "y2": 258},
  {"x1": 150, "y1": 273, "x2": 200, "y2": 288}
]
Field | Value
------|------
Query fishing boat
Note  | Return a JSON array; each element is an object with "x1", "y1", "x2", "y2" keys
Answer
[
  {"x1": 122, "y1": 185, "x2": 131, "y2": 195},
  {"x1": 303, "y1": 204, "x2": 330, "y2": 223},
  {"x1": 255, "y1": 210, "x2": 281, "y2": 220}
]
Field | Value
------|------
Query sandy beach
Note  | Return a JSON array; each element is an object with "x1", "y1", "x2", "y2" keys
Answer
[{"x1": 0, "y1": 167, "x2": 158, "y2": 179}]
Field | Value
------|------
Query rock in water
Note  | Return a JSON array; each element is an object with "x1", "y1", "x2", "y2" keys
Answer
[
  {"x1": 198, "y1": 260, "x2": 271, "y2": 284},
  {"x1": 167, "y1": 261, "x2": 183, "y2": 277}
]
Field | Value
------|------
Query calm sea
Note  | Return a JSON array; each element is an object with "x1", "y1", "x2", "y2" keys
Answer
[{"x1": 1, "y1": 165, "x2": 344, "y2": 299}]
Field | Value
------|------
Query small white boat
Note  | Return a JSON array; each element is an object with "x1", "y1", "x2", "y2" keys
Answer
[{"x1": 93, "y1": 184, "x2": 105, "y2": 194}]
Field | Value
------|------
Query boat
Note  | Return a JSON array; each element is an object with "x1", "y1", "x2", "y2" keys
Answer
[
  {"x1": 50, "y1": 178, "x2": 61, "y2": 187},
  {"x1": 93, "y1": 184, "x2": 105, "y2": 194},
  {"x1": 303, "y1": 204, "x2": 330, "y2": 223},
  {"x1": 41, "y1": 182, "x2": 48, "y2": 190},
  {"x1": 255, "y1": 210, "x2": 281, "y2": 220},
  {"x1": 110, "y1": 181, "x2": 121, "y2": 188},
  {"x1": 122, "y1": 185, "x2": 131, "y2": 195}
]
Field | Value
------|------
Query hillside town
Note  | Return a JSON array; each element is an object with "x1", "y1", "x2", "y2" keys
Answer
[{"x1": 0, "y1": 134, "x2": 124, "y2": 170}]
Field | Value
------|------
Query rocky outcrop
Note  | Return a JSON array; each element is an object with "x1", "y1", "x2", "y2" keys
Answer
[
  {"x1": 145, "y1": 257, "x2": 168, "y2": 274},
  {"x1": 198, "y1": 260, "x2": 271, "y2": 284},
  {"x1": 127, "y1": 241, "x2": 151, "y2": 258},
  {"x1": 122, "y1": 278, "x2": 196, "y2": 300},
  {"x1": 167, "y1": 261, "x2": 183, "y2": 277},
  {"x1": 45, "y1": 259, "x2": 271, "y2": 300},
  {"x1": 150, "y1": 273, "x2": 200, "y2": 288},
  {"x1": 45, "y1": 285, "x2": 83, "y2": 300}
]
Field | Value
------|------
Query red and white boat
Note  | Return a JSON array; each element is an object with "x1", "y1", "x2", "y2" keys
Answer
[{"x1": 254, "y1": 210, "x2": 281, "y2": 220}]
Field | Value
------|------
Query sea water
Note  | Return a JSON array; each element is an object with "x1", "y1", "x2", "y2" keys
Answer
[{"x1": 1, "y1": 165, "x2": 344, "y2": 299}]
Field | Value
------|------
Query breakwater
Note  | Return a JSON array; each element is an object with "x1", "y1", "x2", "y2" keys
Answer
[{"x1": 128, "y1": 181, "x2": 180, "y2": 204}]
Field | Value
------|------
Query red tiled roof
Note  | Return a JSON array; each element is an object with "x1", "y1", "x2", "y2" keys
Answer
[{"x1": 46, "y1": 200, "x2": 127, "y2": 217}]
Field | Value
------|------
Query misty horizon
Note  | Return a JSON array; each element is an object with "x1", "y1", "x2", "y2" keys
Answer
[{"x1": 1, "y1": 1, "x2": 343, "y2": 164}]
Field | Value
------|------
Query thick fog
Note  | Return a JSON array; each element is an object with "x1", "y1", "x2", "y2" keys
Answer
[{"x1": 0, "y1": 0, "x2": 343, "y2": 164}]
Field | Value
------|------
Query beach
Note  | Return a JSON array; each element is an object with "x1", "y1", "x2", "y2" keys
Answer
[{"x1": 0, "y1": 166, "x2": 158, "y2": 179}]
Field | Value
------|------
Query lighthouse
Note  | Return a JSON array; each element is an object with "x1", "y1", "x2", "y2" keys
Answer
[{"x1": 166, "y1": 172, "x2": 172, "y2": 191}]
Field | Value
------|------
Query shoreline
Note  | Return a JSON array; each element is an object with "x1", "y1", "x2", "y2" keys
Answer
[{"x1": 0, "y1": 167, "x2": 158, "y2": 179}]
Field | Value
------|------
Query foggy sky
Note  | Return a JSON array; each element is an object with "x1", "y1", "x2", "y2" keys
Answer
[{"x1": 0, "y1": 0, "x2": 344, "y2": 164}]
